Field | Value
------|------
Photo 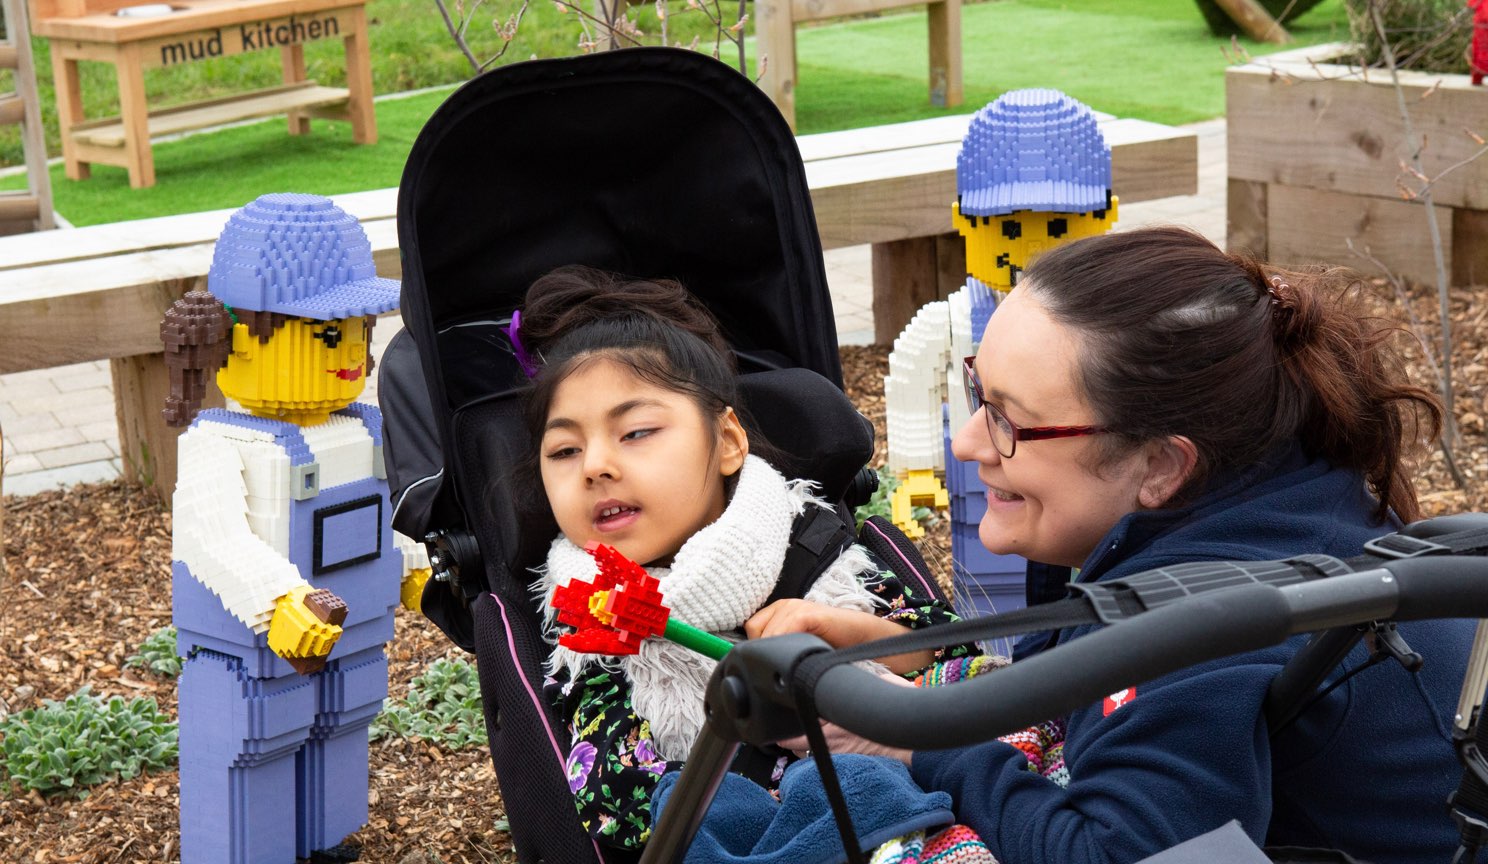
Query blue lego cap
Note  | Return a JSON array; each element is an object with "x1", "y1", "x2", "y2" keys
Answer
[
  {"x1": 956, "y1": 89, "x2": 1111, "y2": 218},
  {"x1": 208, "y1": 193, "x2": 400, "y2": 320}
]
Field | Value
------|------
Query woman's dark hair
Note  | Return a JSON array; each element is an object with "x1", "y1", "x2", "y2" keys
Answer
[
  {"x1": 518, "y1": 265, "x2": 788, "y2": 472},
  {"x1": 1021, "y1": 226, "x2": 1442, "y2": 522}
]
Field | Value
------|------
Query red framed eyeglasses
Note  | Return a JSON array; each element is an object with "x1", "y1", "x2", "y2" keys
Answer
[{"x1": 962, "y1": 356, "x2": 1109, "y2": 458}]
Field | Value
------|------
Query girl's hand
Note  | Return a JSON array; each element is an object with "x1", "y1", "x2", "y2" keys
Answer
[
  {"x1": 744, "y1": 599, "x2": 935, "y2": 675},
  {"x1": 775, "y1": 672, "x2": 916, "y2": 765}
]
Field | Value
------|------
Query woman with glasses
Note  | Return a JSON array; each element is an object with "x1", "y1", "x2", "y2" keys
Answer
[{"x1": 747, "y1": 226, "x2": 1471, "y2": 863}]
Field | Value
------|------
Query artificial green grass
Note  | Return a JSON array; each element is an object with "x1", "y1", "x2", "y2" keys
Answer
[
  {"x1": 789, "y1": 0, "x2": 1352, "y2": 132},
  {"x1": 1, "y1": 0, "x2": 1352, "y2": 225},
  {"x1": 0, "y1": 89, "x2": 451, "y2": 225}
]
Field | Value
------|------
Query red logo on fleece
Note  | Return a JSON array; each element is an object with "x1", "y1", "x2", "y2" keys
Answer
[{"x1": 1103, "y1": 688, "x2": 1136, "y2": 716}]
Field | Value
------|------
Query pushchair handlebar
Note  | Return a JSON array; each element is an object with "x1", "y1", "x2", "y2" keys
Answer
[{"x1": 813, "y1": 557, "x2": 1488, "y2": 750}]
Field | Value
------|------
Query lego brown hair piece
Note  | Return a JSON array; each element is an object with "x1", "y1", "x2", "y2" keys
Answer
[
  {"x1": 235, "y1": 307, "x2": 292, "y2": 344},
  {"x1": 161, "y1": 291, "x2": 234, "y2": 428}
]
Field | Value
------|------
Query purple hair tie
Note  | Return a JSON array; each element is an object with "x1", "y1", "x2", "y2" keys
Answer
[{"x1": 505, "y1": 309, "x2": 541, "y2": 378}]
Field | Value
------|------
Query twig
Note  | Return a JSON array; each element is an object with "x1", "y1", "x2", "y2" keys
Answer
[
  {"x1": 20, "y1": 579, "x2": 45, "y2": 599},
  {"x1": 736, "y1": 0, "x2": 746, "y2": 71},
  {"x1": 1346, "y1": 237, "x2": 1447, "y2": 394},
  {"x1": 1440, "y1": 436, "x2": 1470, "y2": 490},
  {"x1": 1417, "y1": 141, "x2": 1488, "y2": 195},
  {"x1": 1369, "y1": 0, "x2": 1460, "y2": 457},
  {"x1": 477, "y1": 1, "x2": 531, "y2": 73},
  {"x1": 434, "y1": 0, "x2": 483, "y2": 75}
]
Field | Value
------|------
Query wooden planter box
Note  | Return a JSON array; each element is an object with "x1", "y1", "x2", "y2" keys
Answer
[{"x1": 1227, "y1": 43, "x2": 1488, "y2": 286}]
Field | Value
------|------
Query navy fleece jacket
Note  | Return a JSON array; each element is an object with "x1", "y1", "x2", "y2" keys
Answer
[{"x1": 911, "y1": 445, "x2": 1477, "y2": 863}]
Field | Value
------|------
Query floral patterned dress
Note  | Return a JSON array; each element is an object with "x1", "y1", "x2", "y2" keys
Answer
[{"x1": 545, "y1": 570, "x2": 972, "y2": 852}]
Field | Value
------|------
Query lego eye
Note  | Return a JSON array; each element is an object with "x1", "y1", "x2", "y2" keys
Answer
[
  {"x1": 1001, "y1": 220, "x2": 1022, "y2": 240},
  {"x1": 314, "y1": 326, "x2": 343, "y2": 349},
  {"x1": 1047, "y1": 218, "x2": 1068, "y2": 238}
]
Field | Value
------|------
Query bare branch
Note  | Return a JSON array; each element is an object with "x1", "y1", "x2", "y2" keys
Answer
[
  {"x1": 434, "y1": 0, "x2": 484, "y2": 75},
  {"x1": 477, "y1": 0, "x2": 531, "y2": 72},
  {"x1": 1369, "y1": 0, "x2": 1461, "y2": 458}
]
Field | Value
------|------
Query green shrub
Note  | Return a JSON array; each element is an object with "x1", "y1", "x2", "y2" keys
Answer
[
  {"x1": 853, "y1": 468, "x2": 935, "y2": 527},
  {"x1": 125, "y1": 627, "x2": 182, "y2": 679},
  {"x1": 0, "y1": 687, "x2": 177, "y2": 797},
  {"x1": 371, "y1": 658, "x2": 485, "y2": 750},
  {"x1": 1345, "y1": 0, "x2": 1474, "y2": 73}
]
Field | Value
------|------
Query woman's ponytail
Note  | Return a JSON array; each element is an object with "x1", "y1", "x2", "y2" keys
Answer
[
  {"x1": 1261, "y1": 266, "x2": 1441, "y2": 522},
  {"x1": 1023, "y1": 227, "x2": 1441, "y2": 523}
]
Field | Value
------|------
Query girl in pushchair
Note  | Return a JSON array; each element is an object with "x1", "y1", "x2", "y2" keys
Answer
[{"x1": 517, "y1": 265, "x2": 971, "y2": 852}]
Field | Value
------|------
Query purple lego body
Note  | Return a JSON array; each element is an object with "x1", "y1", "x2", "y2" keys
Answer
[{"x1": 173, "y1": 407, "x2": 400, "y2": 863}]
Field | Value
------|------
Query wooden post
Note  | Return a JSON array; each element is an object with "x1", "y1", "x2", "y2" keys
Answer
[
  {"x1": 927, "y1": 0, "x2": 962, "y2": 109},
  {"x1": 281, "y1": 43, "x2": 311, "y2": 135},
  {"x1": 50, "y1": 50, "x2": 88, "y2": 180},
  {"x1": 1227, "y1": 178, "x2": 1268, "y2": 258},
  {"x1": 112, "y1": 352, "x2": 224, "y2": 502},
  {"x1": 343, "y1": 5, "x2": 377, "y2": 144},
  {"x1": 1451, "y1": 207, "x2": 1488, "y2": 287},
  {"x1": 872, "y1": 236, "x2": 947, "y2": 344},
  {"x1": 114, "y1": 42, "x2": 154, "y2": 188},
  {"x1": 755, "y1": 0, "x2": 797, "y2": 130},
  {"x1": 934, "y1": 231, "x2": 966, "y2": 297},
  {"x1": 5, "y1": 0, "x2": 55, "y2": 230},
  {"x1": 1212, "y1": 0, "x2": 1291, "y2": 44}
]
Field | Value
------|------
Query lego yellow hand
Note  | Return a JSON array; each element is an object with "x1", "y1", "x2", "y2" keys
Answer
[
  {"x1": 401, "y1": 567, "x2": 432, "y2": 612},
  {"x1": 267, "y1": 586, "x2": 347, "y2": 675}
]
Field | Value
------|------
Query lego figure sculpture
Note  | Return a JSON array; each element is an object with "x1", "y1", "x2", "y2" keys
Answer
[
  {"x1": 885, "y1": 90, "x2": 1116, "y2": 609},
  {"x1": 162, "y1": 193, "x2": 429, "y2": 863}
]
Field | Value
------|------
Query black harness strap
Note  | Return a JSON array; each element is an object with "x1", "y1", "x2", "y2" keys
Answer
[{"x1": 765, "y1": 506, "x2": 859, "y2": 608}]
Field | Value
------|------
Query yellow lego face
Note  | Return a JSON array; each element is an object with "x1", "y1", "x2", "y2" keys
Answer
[
  {"x1": 956, "y1": 197, "x2": 1119, "y2": 289},
  {"x1": 218, "y1": 316, "x2": 370, "y2": 425}
]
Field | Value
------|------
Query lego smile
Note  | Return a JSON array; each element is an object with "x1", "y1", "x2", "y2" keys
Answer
[{"x1": 328, "y1": 366, "x2": 363, "y2": 381}]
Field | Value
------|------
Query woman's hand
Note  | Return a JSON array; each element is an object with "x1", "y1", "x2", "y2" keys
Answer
[
  {"x1": 775, "y1": 672, "x2": 916, "y2": 765},
  {"x1": 744, "y1": 599, "x2": 935, "y2": 675}
]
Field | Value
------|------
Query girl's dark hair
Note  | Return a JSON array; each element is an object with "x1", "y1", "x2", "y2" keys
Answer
[
  {"x1": 1021, "y1": 226, "x2": 1441, "y2": 522},
  {"x1": 519, "y1": 265, "x2": 788, "y2": 471}
]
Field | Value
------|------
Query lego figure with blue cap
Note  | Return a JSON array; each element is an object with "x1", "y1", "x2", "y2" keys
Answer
[
  {"x1": 161, "y1": 193, "x2": 432, "y2": 863},
  {"x1": 885, "y1": 91, "x2": 1117, "y2": 610}
]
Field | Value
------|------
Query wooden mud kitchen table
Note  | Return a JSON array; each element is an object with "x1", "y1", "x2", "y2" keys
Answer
[{"x1": 29, "y1": 0, "x2": 378, "y2": 188}]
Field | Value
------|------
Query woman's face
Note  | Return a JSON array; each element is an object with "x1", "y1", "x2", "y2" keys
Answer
[
  {"x1": 539, "y1": 357, "x2": 747, "y2": 567},
  {"x1": 950, "y1": 287, "x2": 1155, "y2": 569}
]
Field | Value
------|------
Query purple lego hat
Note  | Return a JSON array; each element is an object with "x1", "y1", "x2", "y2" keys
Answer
[
  {"x1": 956, "y1": 88, "x2": 1112, "y2": 218},
  {"x1": 207, "y1": 193, "x2": 400, "y2": 320}
]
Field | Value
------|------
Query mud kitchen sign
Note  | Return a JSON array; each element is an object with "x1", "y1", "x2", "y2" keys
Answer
[{"x1": 140, "y1": 11, "x2": 352, "y2": 69}]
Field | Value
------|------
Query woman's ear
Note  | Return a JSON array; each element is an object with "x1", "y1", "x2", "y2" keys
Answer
[
  {"x1": 718, "y1": 407, "x2": 749, "y2": 477},
  {"x1": 1138, "y1": 435, "x2": 1199, "y2": 509}
]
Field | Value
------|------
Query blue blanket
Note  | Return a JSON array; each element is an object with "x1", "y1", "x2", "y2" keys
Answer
[{"x1": 652, "y1": 754, "x2": 954, "y2": 864}]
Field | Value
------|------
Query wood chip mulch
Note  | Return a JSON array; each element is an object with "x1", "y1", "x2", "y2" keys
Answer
[{"x1": 1, "y1": 275, "x2": 1484, "y2": 862}]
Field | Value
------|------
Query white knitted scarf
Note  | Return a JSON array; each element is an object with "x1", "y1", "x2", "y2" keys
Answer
[{"x1": 534, "y1": 454, "x2": 885, "y2": 760}]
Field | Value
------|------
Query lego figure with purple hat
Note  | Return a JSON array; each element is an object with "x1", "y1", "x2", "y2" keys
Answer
[
  {"x1": 885, "y1": 89, "x2": 1117, "y2": 616},
  {"x1": 161, "y1": 193, "x2": 431, "y2": 863}
]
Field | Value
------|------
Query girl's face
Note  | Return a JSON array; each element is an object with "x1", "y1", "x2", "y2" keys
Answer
[
  {"x1": 539, "y1": 357, "x2": 748, "y2": 567},
  {"x1": 950, "y1": 287, "x2": 1159, "y2": 569}
]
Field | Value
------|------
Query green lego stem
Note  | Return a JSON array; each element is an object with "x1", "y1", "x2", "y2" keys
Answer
[{"x1": 662, "y1": 619, "x2": 732, "y2": 660}]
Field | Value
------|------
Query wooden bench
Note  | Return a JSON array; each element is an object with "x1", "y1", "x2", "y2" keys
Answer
[
  {"x1": 0, "y1": 110, "x2": 1196, "y2": 497},
  {"x1": 755, "y1": 0, "x2": 962, "y2": 131},
  {"x1": 28, "y1": 0, "x2": 377, "y2": 189}
]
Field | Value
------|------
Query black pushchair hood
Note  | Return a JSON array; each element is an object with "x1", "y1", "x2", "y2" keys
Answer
[{"x1": 397, "y1": 47, "x2": 842, "y2": 463}]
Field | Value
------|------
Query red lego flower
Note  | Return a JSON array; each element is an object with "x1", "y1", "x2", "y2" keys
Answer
[{"x1": 550, "y1": 542, "x2": 672, "y2": 656}]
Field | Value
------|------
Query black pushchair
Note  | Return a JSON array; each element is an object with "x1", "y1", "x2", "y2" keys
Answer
[
  {"x1": 384, "y1": 46, "x2": 953, "y2": 864},
  {"x1": 381, "y1": 46, "x2": 1488, "y2": 864}
]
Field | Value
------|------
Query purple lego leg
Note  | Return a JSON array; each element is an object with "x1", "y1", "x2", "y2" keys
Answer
[
  {"x1": 295, "y1": 648, "x2": 389, "y2": 856},
  {"x1": 178, "y1": 650, "x2": 317, "y2": 864}
]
